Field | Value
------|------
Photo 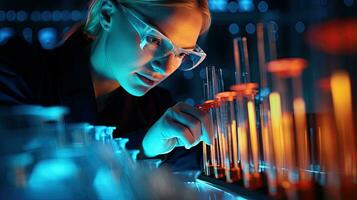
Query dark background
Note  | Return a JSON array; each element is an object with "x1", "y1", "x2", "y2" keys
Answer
[{"x1": 1, "y1": 0, "x2": 356, "y2": 113}]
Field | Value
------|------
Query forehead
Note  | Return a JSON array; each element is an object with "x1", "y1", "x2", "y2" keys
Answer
[{"x1": 130, "y1": 5, "x2": 204, "y2": 49}]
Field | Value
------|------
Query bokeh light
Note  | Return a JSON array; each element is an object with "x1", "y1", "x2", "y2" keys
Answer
[
  {"x1": 229, "y1": 23, "x2": 240, "y2": 35},
  {"x1": 245, "y1": 23, "x2": 256, "y2": 34}
]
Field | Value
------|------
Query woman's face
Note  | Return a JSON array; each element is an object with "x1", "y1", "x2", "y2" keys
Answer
[{"x1": 104, "y1": 4, "x2": 204, "y2": 96}]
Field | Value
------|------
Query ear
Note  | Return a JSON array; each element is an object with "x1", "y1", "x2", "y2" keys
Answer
[{"x1": 100, "y1": 0, "x2": 117, "y2": 32}]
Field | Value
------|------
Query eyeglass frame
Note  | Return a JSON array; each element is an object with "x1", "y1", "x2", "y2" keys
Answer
[{"x1": 119, "y1": 4, "x2": 207, "y2": 71}]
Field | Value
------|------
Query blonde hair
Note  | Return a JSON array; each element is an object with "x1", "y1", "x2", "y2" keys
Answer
[{"x1": 84, "y1": 0, "x2": 211, "y2": 36}]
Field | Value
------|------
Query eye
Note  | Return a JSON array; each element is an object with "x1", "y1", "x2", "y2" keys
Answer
[
  {"x1": 177, "y1": 52, "x2": 187, "y2": 59},
  {"x1": 145, "y1": 35, "x2": 162, "y2": 46}
]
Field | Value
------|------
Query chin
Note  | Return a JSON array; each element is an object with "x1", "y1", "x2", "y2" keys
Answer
[{"x1": 125, "y1": 85, "x2": 152, "y2": 97}]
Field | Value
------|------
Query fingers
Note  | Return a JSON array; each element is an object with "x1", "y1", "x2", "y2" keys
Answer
[
  {"x1": 164, "y1": 117, "x2": 196, "y2": 149},
  {"x1": 172, "y1": 102, "x2": 213, "y2": 145},
  {"x1": 169, "y1": 108, "x2": 201, "y2": 141}
]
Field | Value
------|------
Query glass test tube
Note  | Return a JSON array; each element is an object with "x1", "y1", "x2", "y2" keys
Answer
[
  {"x1": 267, "y1": 58, "x2": 313, "y2": 199},
  {"x1": 64, "y1": 123, "x2": 93, "y2": 147},
  {"x1": 203, "y1": 66, "x2": 225, "y2": 178},
  {"x1": 230, "y1": 86, "x2": 263, "y2": 189},
  {"x1": 215, "y1": 91, "x2": 241, "y2": 183},
  {"x1": 233, "y1": 37, "x2": 251, "y2": 84},
  {"x1": 94, "y1": 126, "x2": 116, "y2": 144},
  {"x1": 112, "y1": 138, "x2": 129, "y2": 153},
  {"x1": 232, "y1": 36, "x2": 263, "y2": 189},
  {"x1": 330, "y1": 71, "x2": 357, "y2": 199},
  {"x1": 257, "y1": 22, "x2": 279, "y2": 197}
]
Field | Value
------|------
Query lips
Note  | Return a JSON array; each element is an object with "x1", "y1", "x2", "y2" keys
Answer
[{"x1": 136, "y1": 73, "x2": 156, "y2": 86}]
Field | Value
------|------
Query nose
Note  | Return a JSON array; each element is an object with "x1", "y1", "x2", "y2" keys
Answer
[{"x1": 150, "y1": 53, "x2": 181, "y2": 75}]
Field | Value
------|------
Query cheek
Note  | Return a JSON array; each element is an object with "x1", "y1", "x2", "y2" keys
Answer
[{"x1": 106, "y1": 27, "x2": 140, "y2": 72}]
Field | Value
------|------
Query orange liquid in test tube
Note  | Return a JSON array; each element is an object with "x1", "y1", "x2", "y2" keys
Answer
[
  {"x1": 247, "y1": 101, "x2": 260, "y2": 173},
  {"x1": 269, "y1": 92, "x2": 285, "y2": 181},
  {"x1": 330, "y1": 71, "x2": 356, "y2": 183}
]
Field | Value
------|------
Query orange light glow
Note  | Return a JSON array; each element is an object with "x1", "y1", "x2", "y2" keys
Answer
[
  {"x1": 197, "y1": 99, "x2": 221, "y2": 112},
  {"x1": 330, "y1": 71, "x2": 356, "y2": 178},
  {"x1": 307, "y1": 18, "x2": 357, "y2": 55},
  {"x1": 230, "y1": 83, "x2": 259, "y2": 92},
  {"x1": 319, "y1": 113, "x2": 341, "y2": 199},
  {"x1": 267, "y1": 58, "x2": 308, "y2": 78},
  {"x1": 215, "y1": 91, "x2": 239, "y2": 102},
  {"x1": 293, "y1": 98, "x2": 311, "y2": 181},
  {"x1": 231, "y1": 120, "x2": 239, "y2": 168},
  {"x1": 269, "y1": 92, "x2": 285, "y2": 180},
  {"x1": 203, "y1": 142, "x2": 208, "y2": 175},
  {"x1": 317, "y1": 77, "x2": 331, "y2": 91},
  {"x1": 281, "y1": 113, "x2": 296, "y2": 181},
  {"x1": 238, "y1": 126, "x2": 250, "y2": 186},
  {"x1": 247, "y1": 101, "x2": 260, "y2": 172}
]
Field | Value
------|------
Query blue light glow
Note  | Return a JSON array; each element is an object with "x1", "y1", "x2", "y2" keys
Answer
[
  {"x1": 0, "y1": 27, "x2": 15, "y2": 45},
  {"x1": 344, "y1": 0, "x2": 354, "y2": 7},
  {"x1": 185, "y1": 98, "x2": 195, "y2": 106},
  {"x1": 23, "y1": 27, "x2": 33, "y2": 43},
  {"x1": 7, "y1": 153, "x2": 33, "y2": 167},
  {"x1": 94, "y1": 168, "x2": 122, "y2": 199},
  {"x1": 128, "y1": 150, "x2": 140, "y2": 160},
  {"x1": 52, "y1": 10, "x2": 62, "y2": 21},
  {"x1": 258, "y1": 1, "x2": 269, "y2": 13},
  {"x1": 6, "y1": 10, "x2": 16, "y2": 21},
  {"x1": 227, "y1": 1, "x2": 239, "y2": 13},
  {"x1": 229, "y1": 23, "x2": 240, "y2": 35},
  {"x1": 245, "y1": 23, "x2": 256, "y2": 34},
  {"x1": 238, "y1": 0, "x2": 254, "y2": 12},
  {"x1": 38, "y1": 27, "x2": 58, "y2": 49},
  {"x1": 30, "y1": 11, "x2": 41, "y2": 21},
  {"x1": 28, "y1": 159, "x2": 78, "y2": 187},
  {"x1": 183, "y1": 70, "x2": 194, "y2": 80},
  {"x1": 71, "y1": 10, "x2": 82, "y2": 21},
  {"x1": 61, "y1": 10, "x2": 71, "y2": 21},
  {"x1": 41, "y1": 11, "x2": 52, "y2": 21},
  {"x1": 295, "y1": 21, "x2": 305, "y2": 33},
  {"x1": 16, "y1": 10, "x2": 27, "y2": 22},
  {"x1": 0, "y1": 11, "x2": 5, "y2": 21},
  {"x1": 256, "y1": 87, "x2": 270, "y2": 101},
  {"x1": 208, "y1": 0, "x2": 227, "y2": 12}
]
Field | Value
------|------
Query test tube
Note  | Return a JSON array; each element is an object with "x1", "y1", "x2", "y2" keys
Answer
[
  {"x1": 94, "y1": 125, "x2": 116, "y2": 144},
  {"x1": 9, "y1": 105, "x2": 69, "y2": 148},
  {"x1": 203, "y1": 66, "x2": 225, "y2": 179},
  {"x1": 230, "y1": 85, "x2": 263, "y2": 189},
  {"x1": 128, "y1": 149, "x2": 140, "y2": 161},
  {"x1": 267, "y1": 58, "x2": 313, "y2": 199},
  {"x1": 64, "y1": 122, "x2": 93, "y2": 147},
  {"x1": 232, "y1": 36, "x2": 264, "y2": 189},
  {"x1": 330, "y1": 71, "x2": 357, "y2": 199},
  {"x1": 112, "y1": 137, "x2": 129, "y2": 154},
  {"x1": 215, "y1": 91, "x2": 242, "y2": 183},
  {"x1": 256, "y1": 23, "x2": 279, "y2": 197},
  {"x1": 233, "y1": 37, "x2": 251, "y2": 84}
]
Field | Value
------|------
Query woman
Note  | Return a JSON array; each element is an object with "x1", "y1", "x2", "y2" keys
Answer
[{"x1": 0, "y1": 0, "x2": 212, "y2": 165}]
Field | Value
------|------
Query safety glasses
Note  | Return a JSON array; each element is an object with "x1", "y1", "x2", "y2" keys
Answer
[{"x1": 120, "y1": 5, "x2": 206, "y2": 71}]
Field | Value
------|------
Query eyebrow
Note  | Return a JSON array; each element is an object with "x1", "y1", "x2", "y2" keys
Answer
[{"x1": 128, "y1": 7, "x2": 197, "y2": 51}]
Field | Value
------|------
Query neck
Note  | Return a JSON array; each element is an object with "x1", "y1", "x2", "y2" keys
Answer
[
  {"x1": 91, "y1": 71, "x2": 120, "y2": 98},
  {"x1": 90, "y1": 32, "x2": 120, "y2": 98}
]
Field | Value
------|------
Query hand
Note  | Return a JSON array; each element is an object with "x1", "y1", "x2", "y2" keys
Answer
[{"x1": 142, "y1": 102, "x2": 212, "y2": 157}]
